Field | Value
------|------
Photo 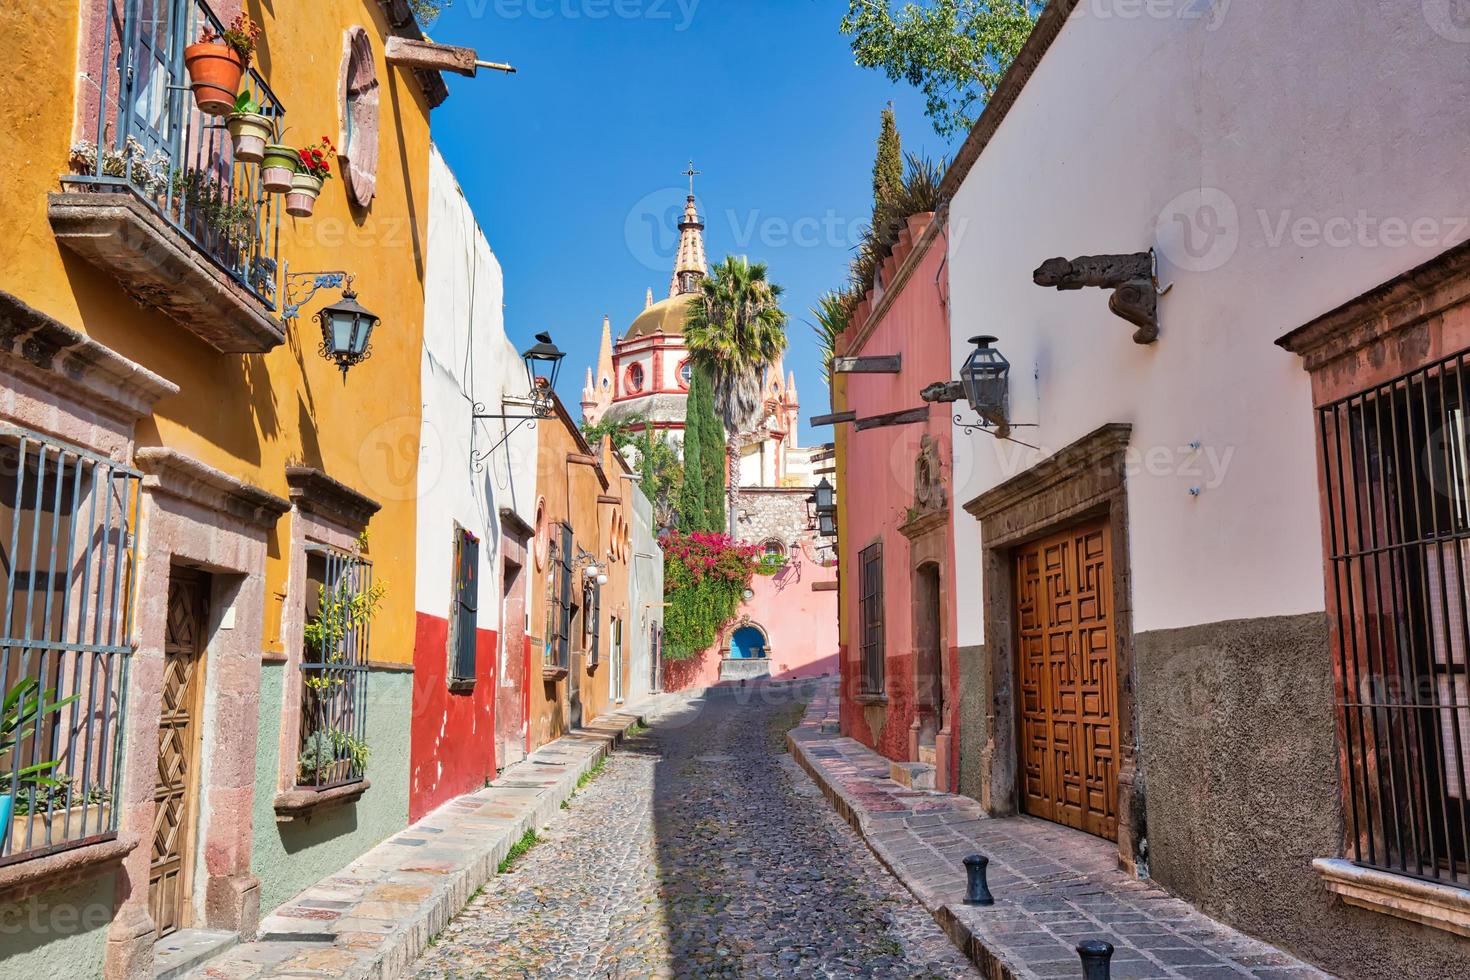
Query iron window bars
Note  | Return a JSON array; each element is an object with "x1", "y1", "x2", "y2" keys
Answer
[
  {"x1": 545, "y1": 524, "x2": 573, "y2": 670},
  {"x1": 859, "y1": 542, "x2": 885, "y2": 695},
  {"x1": 1319, "y1": 348, "x2": 1470, "y2": 889},
  {"x1": 449, "y1": 527, "x2": 479, "y2": 684},
  {"x1": 297, "y1": 546, "x2": 372, "y2": 789},
  {"x1": 0, "y1": 425, "x2": 141, "y2": 867},
  {"x1": 68, "y1": 0, "x2": 285, "y2": 308}
]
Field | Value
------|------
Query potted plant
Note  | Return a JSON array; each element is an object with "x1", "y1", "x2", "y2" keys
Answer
[
  {"x1": 1, "y1": 678, "x2": 78, "y2": 834},
  {"x1": 286, "y1": 137, "x2": 336, "y2": 218},
  {"x1": 225, "y1": 91, "x2": 273, "y2": 163},
  {"x1": 259, "y1": 145, "x2": 300, "y2": 194},
  {"x1": 183, "y1": 13, "x2": 260, "y2": 116}
]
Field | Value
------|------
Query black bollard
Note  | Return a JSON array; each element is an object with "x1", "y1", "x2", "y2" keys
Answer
[
  {"x1": 1076, "y1": 940, "x2": 1114, "y2": 980},
  {"x1": 962, "y1": 854, "x2": 995, "y2": 906}
]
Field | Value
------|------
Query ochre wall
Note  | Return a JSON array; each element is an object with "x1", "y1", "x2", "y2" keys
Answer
[
  {"x1": 527, "y1": 404, "x2": 612, "y2": 749},
  {"x1": 0, "y1": 0, "x2": 432, "y2": 666}
]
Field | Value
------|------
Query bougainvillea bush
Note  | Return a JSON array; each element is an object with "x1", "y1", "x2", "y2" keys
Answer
[{"x1": 661, "y1": 531, "x2": 760, "y2": 661}]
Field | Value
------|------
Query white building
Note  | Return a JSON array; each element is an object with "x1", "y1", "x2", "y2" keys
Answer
[
  {"x1": 936, "y1": 3, "x2": 1470, "y2": 975},
  {"x1": 410, "y1": 146, "x2": 540, "y2": 819}
]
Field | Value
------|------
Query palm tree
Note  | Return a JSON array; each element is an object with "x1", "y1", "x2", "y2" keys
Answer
[{"x1": 683, "y1": 255, "x2": 789, "y2": 536}]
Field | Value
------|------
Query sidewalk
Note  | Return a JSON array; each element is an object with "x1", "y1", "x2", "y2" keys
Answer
[
  {"x1": 787, "y1": 681, "x2": 1329, "y2": 980},
  {"x1": 186, "y1": 694, "x2": 677, "y2": 980}
]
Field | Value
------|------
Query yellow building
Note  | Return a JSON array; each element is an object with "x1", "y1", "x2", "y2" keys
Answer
[{"x1": 0, "y1": 1, "x2": 444, "y2": 975}]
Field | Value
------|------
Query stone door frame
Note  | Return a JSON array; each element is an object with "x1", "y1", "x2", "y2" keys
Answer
[
  {"x1": 962, "y1": 422, "x2": 1142, "y2": 872},
  {"x1": 899, "y1": 507, "x2": 953, "y2": 791},
  {"x1": 110, "y1": 447, "x2": 289, "y2": 975}
]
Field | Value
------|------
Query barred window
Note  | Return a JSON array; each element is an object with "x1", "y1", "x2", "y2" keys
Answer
[
  {"x1": 1319, "y1": 350, "x2": 1470, "y2": 888},
  {"x1": 545, "y1": 524, "x2": 573, "y2": 670},
  {"x1": 448, "y1": 526, "x2": 479, "y2": 684},
  {"x1": 0, "y1": 426, "x2": 140, "y2": 865},
  {"x1": 298, "y1": 547, "x2": 373, "y2": 789},
  {"x1": 859, "y1": 542, "x2": 885, "y2": 695},
  {"x1": 585, "y1": 578, "x2": 601, "y2": 666}
]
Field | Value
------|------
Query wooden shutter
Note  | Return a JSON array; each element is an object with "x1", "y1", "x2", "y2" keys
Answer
[
  {"x1": 451, "y1": 528, "x2": 479, "y2": 681},
  {"x1": 589, "y1": 580, "x2": 602, "y2": 665},
  {"x1": 557, "y1": 523, "x2": 574, "y2": 668},
  {"x1": 859, "y1": 543, "x2": 885, "y2": 693}
]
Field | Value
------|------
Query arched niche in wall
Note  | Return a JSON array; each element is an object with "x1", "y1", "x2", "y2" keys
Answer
[{"x1": 339, "y1": 27, "x2": 380, "y2": 208}]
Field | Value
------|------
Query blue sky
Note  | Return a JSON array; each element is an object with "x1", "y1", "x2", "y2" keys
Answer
[{"x1": 427, "y1": 0, "x2": 956, "y2": 444}]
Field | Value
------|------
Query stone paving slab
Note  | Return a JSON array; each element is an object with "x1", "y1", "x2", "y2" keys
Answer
[
  {"x1": 187, "y1": 695, "x2": 677, "y2": 980},
  {"x1": 787, "y1": 681, "x2": 1334, "y2": 980}
]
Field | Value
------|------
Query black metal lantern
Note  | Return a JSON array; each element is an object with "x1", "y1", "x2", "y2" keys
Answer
[
  {"x1": 316, "y1": 288, "x2": 380, "y2": 378},
  {"x1": 522, "y1": 331, "x2": 566, "y2": 414},
  {"x1": 813, "y1": 477, "x2": 836, "y2": 538},
  {"x1": 959, "y1": 335, "x2": 1010, "y2": 428}
]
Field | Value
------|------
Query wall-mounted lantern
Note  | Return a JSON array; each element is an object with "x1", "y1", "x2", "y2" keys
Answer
[
  {"x1": 808, "y1": 477, "x2": 836, "y2": 538},
  {"x1": 471, "y1": 332, "x2": 568, "y2": 467},
  {"x1": 921, "y1": 336, "x2": 1038, "y2": 447},
  {"x1": 959, "y1": 335, "x2": 1010, "y2": 432},
  {"x1": 280, "y1": 269, "x2": 381, "y2": 378},
  {"x1": 316, "y1": 288, "x2": 380, "y2": 378}
]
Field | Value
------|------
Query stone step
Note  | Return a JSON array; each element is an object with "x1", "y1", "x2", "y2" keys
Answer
[
  {"x1": 890, "y1": 760, "x2": 936, "y2": 790},
  {"x1": 154, "y1": 929, "x2": 237, "y2": 980}
]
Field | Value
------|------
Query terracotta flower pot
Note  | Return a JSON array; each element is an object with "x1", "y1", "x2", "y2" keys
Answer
[
  {"x1": 225, "y1": 112, "x2": 273, "y2": 163},
  {"x1": 183, "y1": 42, "x2": 245, "y2": 116},
  {"x1": 286, "y1": 172, "x2": 324, "y2": 218},
  {"x1": 259, "y1": 146, "x2": 300, "y2": 193}
]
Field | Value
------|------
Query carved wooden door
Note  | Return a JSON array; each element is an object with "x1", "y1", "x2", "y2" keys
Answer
[
  {"x1": 150, "y1": 571, "x2": 208, "y2": 937},
  {"x1": 1014, "y1": 521, "x2": 1118, "y2": 840}
]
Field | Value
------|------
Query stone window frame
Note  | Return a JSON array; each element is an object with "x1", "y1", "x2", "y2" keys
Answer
[
  {"x1": 272, "y1": 467, "x2": 381, "y2": 820},
  {"x1": 339, "y1": 27, "x2": 380, "y2": 209},
  {"x1": 962, "y1": 422, "x2": 1142, "y2": 873},
  {"x1": 1278, "y1": 239, "x2": 1470, "y2": 936},
  {"x1": 857, "y1": 539, "x2": 886, "y2": 699},
  {"x1": 0, "y1": 292, "x2": 184, "y2": 953}
]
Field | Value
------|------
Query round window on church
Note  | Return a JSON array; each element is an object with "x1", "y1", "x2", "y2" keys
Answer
[
  {"x1": 679, "y1": 360, "x2": 693, "y2": 389},
  {"x1": 628, "y1": 363, "x2": 644, "y2": 393}
]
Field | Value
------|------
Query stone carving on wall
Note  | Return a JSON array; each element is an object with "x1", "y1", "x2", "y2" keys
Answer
[
  {"x1": 914, "y1": 435, "x2": 946, "y2": 514},
  {"x1": 1033, "y1": 251, "x2": 1159, "y2": 345}
]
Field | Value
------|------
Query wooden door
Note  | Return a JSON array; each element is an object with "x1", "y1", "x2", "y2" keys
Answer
[
  {"x1": 1014, "y1": 521, "x2": 1118, "y2": 840},
  {"x1": 150, "y1": 571, "x2": 208, "y2": 936}
]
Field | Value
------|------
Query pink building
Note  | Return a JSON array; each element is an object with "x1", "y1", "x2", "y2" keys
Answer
[{"x1": 835, "y1": 213, "x2": 959, "y2": 791}]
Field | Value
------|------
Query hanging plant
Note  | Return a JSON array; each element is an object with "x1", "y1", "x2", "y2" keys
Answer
[
  {"x1": 286, "y1": 136, "x2": 336, "y2": 218},
  {"x1": 225, "y1": 91, "x2": 273, "y2": 164},
  {"x1": 184, "y1": 14, "x2": 260, "y2": 116}
]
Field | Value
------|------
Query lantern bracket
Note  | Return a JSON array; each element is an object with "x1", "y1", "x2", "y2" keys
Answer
[
  {"x1": 1032, "y1": 249, "x2": 1158, "y2": 344},
  {"x1": 280, "y1": 264, "x2": 353, "y2": 322}
]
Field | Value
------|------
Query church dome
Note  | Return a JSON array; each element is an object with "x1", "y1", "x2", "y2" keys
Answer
[{"x1": 625, "y1": 292, "x2": 698, "y2": 340}]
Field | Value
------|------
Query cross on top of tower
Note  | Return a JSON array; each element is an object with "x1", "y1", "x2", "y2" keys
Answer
[{"x1": 684, "y1": 160, "x2": 702, "y2": 197}]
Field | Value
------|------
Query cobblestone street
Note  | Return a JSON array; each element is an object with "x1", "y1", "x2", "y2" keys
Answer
[{"x1": 410, "y1": 684, "x2": 977, "y2": 978}]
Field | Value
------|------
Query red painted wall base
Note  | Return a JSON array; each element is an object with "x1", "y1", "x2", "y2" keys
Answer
[{"x1": 410, "y1": 612, "x2": 498, "y2": 822}]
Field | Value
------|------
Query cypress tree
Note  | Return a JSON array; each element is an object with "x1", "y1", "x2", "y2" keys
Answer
[
  {"x1": 694, "y1": 370, "x2": 727, "y2": 534},
  {"x1": 873, "y1": 103, "x2": 903, "y2": 209},
  {"x1": 676, "y1": 389, "x2": 706, "y2": 532}
]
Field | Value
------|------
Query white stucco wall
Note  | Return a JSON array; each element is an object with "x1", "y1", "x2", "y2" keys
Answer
[
  {"x1": 947, "y1": 2, "x2": 1470, "y2": 643},
  {"x1": 419, "y1": 145, "x2": 538, "y2": 634},
  {"x1": 627, "y1": 487, "x2": 664, "y2": 698}
]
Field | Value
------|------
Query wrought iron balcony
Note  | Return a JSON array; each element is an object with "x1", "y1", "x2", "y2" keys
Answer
[{"x1": 51, "y1": 0, "x2": 287, "y2": 353}]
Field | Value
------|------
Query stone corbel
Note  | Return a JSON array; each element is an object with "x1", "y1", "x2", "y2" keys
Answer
[{"x1": 1033, "y1": 250, "x2": 1159, "y2": 345}]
